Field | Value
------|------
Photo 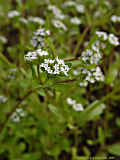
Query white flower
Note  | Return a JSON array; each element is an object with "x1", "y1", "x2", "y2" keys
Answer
[
  {"x1": 40, "y1": 57, "x2": 69, "y2": 76},
  {"x1": 73, "y1": 70, "x2": 79, "y2": 75},
  {"x1": 56, "y1": 56, "x2": 64, "y2": 65},
  {"x1": 0, "y1": 95, "x2": 7, "y2": 103},
  {"x1": 19, "y1": 17, "x2": 28, "y2": 24},
  {"x1": 48, "y1": 5, "x2": 65, "y2": 20},
  {"x1": 52, "y1": 19, "x2": 67, "y2": 31},
  {"x1": 34, "y1": 28, "x2": 50, "y2": 36},
  {"x1": 8, "y1": 10, "x2": 20, "y2": 18},
  {"x1": 67, "y1": 98, "x2": 84, "y2": 112},
  {"x1": 44, "y1": 59, "x2": 55, "y2": 64},
  {"x1": 28, "y1": 16, "x2": 45, "y2": 25},
  {"x1": 93, "y1": 67, "x2": 104, "y2": 81},
  {"x1": 76, "y1": 4, "x2": 85, "y2": 13},
  {"x1": 53, "y1": 64, "x2": 60, "y2": 74},
  {"x1": 67, "y1": 98, "x2": 76, "y2": 105},
  {"x1": 94, "y1": 11, "x2": 101, "y2": 18},
  {"x1": 92, "y1": 43, "x2": 99, "y2": 52},
  {"x1": 11, "y1": 108, "x2": 25, "y2": 122},
  {"x1": 79, "y1": 81, "x2": 88, "y2": 87},
  {"x1": 36, "y1": 49, "x2": 49, "y2": 56},
  {"x1": 96, "y1": 31, "x2": 108, "y2": 40},
  {"x1": 111, "y1": 15, "x2": 120, "y2": 23},
  {"x1": 73, "y1": 103, "x2": 84, "y2": 111},
  {"x1": 63, "y1": 1, "x2": 76, "y2": 7},
  {"x1": 24, "y1": 51, "x2": 37, "y2": 61},
  {"x1": 11, "y1": 113, "x2": 20, "y2": 122},
  {"x1": 0, "y1": 36, "x2": 7, "y2": 43},
  {"x1": 16, "y1": 108, "x2": 25, "y2": 117},
  {"x1": 108, "y1": 34, "x2": 119, "y2": 46},
  {"x1": 24, "y1": 49, "x2": 49, "y2": 61},
  {"x1": 70, "y1": 17, "x2": 81, "y2": 25}
]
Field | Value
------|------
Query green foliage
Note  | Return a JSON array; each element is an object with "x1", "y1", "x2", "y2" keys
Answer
[{"x1": 0, "y1": 0, "x2": 120, "y2": 159}]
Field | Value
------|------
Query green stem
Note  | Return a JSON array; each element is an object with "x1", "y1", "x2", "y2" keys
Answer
[
  {"x1": 0, "y1": 89, "x2": 34, "y2": 134},
  {"x1": 37, "y1": 65, "x2": 43, "y2": 85},
  {"x1": 73, "y1": 27, "x2": 89, "y2": 57}
]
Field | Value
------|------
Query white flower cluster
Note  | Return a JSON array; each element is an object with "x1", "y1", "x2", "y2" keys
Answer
[
  {"x1": 76, "y1": 4, "x2": 85, "y2": 13},
  {"x1": 48, "y1": 5, "x2": 65, "y2": 20},
  {"x1": 47, "y1": 5, "x2": 68, "y2": 31},
  {"x1": 81, "y1": 66, "x2": 104, "y2": 83},
  {"x1": 40, "y1": 57, "x2": 70, "y2": 76},
  {"x1": 82, "y1": 41, "x2": 102, "y2": 65},
  {"x1": 8, "y1": 68, "x2": 17, "y2": 80},
  {"x1": 63, "y1": 1, "x2": 85, "y2": 13},
  {"x1": 79, "y1": 81, "x2": 88, "y2": 87},
  {"x1": 24, "y1": 49, "x2": 49, "y2": 61},
  {"x1": 0, "y1": 35, "x2": 7, "y2": 43},
  {"x1": 73, "y1": 65, "x2": 104, "y2": 84},
  {"x1": 52, "y1": 19, "x2": 67, "y2": 31},
  {"x1": 11, "y1": 108, "x2": 26, "y2": 122},
  {"x1": 30, "y1": 28, "x2": 50, "y2": 48},
  {"x1": 70, "y1": 17, "x2": 81, "y2": 25},
  {"x1": 96, "y1": 31, "x2": 119, "y2": 46},
  {"x1": 0, "y1": 95, "x2": 7, "y2": 103},
  {"x1": 19, "y1": 17, "x2": 28, "y2": 24},
  {"x1": 63, "y1": 1, "x2": 76, "y2": 7},
  {"x1": 8, "y1": 10, "x2": 20, "y2": 18},
  {"x1": 108, "y1": 34, "x2": 119, "y2": 46},
  {"x1": 96, "y1": 31, "x2": 108, "y2": 41},
  {"x1": 25, "y1": 28, "x2": 50, "y2": 61},
  {"x1": 28, "y1": 16, "x2": 45, "y2": 25},
  {"x1": 111, "y1": 15, "x2": 120, "y2": 23},
  {"x1": 67, "y1": 98, "x2": 84, "y2": 111}
]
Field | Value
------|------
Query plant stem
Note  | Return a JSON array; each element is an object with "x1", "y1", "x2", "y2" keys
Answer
[
  {"x1": 37, "y1": 65, "x2": 43, "y2": 85},
  {"x1": 73, "y1": 26, "x2": 89, "y2": 57},
  {"x1": 55, "y1": 78, "x2": 79, "y2": 84},
  {"x1": 0, "y1": 89, "x2": 34, "y2": 134},
  {"x1": 64, "y1": 57, "x2": 81, "y2": 62}
]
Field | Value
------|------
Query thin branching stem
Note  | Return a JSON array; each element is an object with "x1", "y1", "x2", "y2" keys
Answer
[
  {"x1": 73, "y1": 26, "x2": 89, "y2": 57},
  {"x1": 0, "y1": 89, "x2": 34, "y2": 134}
]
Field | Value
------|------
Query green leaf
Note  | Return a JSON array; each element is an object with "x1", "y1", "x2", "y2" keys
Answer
[
  {"x1": 78, "y1": 101, "x2": 105, "y2": 126},
  {"x1": 31, "y1": 65, "x2": 37, "y2": 79},
  {"x1": 108, "y1": 143, "x2": 120, "y2": 156},
  {"x1": 0, "y1": 52, "x2": 15, "y2": 67},
  {"x1": 105, "y1": 62, "x2": 118, "y2": 84}
]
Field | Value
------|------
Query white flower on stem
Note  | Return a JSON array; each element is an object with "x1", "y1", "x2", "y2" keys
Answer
[
  {"x1": 52, "y1": 19, "x2": 67, "y2": 31},
  {"x1": 73, "y1": 103, "x2": 84, "y2": 111},
  {"x1": 8, "y1": 10, "x2": 20, "y2": 18},
  {"x1": 34, "y1": 28, "x2": 50, "y2": 36},
  {"x1": 76, "y1": 4, "x2": 85, "y2": 13},
  {"x1": 48, "y1": 5, "x2": 65, "y2": 20},
  {"x1": 11, "y1": 108, "x2": 26, "y2": 122},
  {"x1": 95, "y1": 31, "x2": 108, "y2": 41},
  {"x1": 79, "y1": 81, "x2": 88, "y2": 87},
  {"x1": 67, "y1": 98, "x2": 76, "y2": 105},
  {"x1": 108, "y1": 34, "x2": 119, "y2": 46},
  {"x1": 11, "y1": 113, "x2": 20, "y2": 122},
  {"x1": 24, "y1": 49, "x2": 49, "y2": 62},
  {"x1": 19, "y1": 17, "x2": 28, "y2": 24},
  {"x1": 63, "y1": 1, "x2": 76, "y2": 7},
  {"x1": 70, "y1": 17, "x2": 81, "y2": 25},
  {"x1": 28, "y1": 16, "x2": 45, "y2": 25},
  {"x1": 36, "y1": 49, "x2": 49, "y2": 56},
  {"x1": 40, "y1": 57, "x2": 69, "y2": 76},
  {"x1": 111, "y1": 15, "x2": 120, "y2": 23},
  {"x1": 67, "y1": 98, "x2": 84, "y2": 112},
  {"x1": 0, "y1": 95, "x2": 7, "y2": 103},
  {"x1": 0, "y1": 36, "x2": 7, "y2": 43}
]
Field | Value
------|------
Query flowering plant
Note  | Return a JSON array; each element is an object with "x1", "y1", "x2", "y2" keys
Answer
[{"x1": 0, "y1": 0, "x2": 120, "y2": 159}]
